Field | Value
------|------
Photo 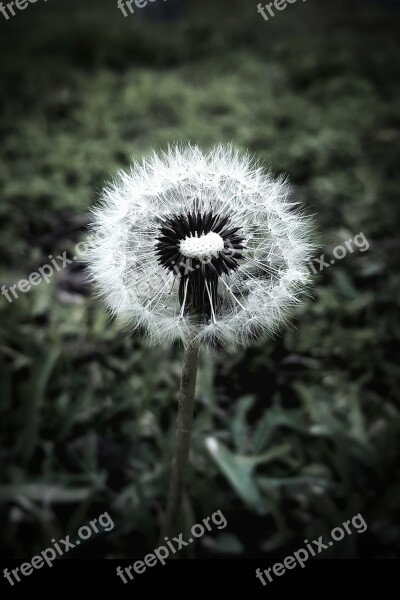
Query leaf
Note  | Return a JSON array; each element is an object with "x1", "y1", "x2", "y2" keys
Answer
[
  {"x1": 205, "y1": 437, "x2": 267, "y2": 514},
  {"x1": 253, "y1": 402, "x2": 308, "y2": 452},
  {"x1": 18, "y1": 347, "x2": 61, "y2": 463},
  {"x1": 232, "y1": 394, "x2": 255, "y2": 451},
  {"x1": 241, "y1": 443, "x2": 292, "y2": 469},
  {"x1": 0, "y1": 484, "x2": 94, "y2": 504}
]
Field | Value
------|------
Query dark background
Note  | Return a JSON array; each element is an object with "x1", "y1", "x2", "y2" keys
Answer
[{"x1": 0, "y1": 0, "x2": 400, "y2": 561}]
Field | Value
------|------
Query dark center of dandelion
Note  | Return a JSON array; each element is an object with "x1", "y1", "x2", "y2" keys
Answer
[{"x1": 155, "y1": 210, "x2": 245, "y2": 320}]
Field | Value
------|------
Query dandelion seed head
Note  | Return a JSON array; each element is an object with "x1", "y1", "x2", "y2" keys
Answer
[{"x1": 86, "y1": 143, "x2": 315, "y2": 348}]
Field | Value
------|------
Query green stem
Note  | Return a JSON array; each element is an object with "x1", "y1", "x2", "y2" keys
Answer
[{"x1": 160, "y1": 337, "x2": 200, "y2": 540}]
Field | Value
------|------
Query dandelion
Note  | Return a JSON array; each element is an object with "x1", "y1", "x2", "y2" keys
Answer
[{"x1": 86, "y1": 143, "x2": 314, "y2": 537}]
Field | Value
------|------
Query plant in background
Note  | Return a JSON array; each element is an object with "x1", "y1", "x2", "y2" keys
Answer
[{"x1": 86, "y1": 143, "x2": 314, "y2": 538}]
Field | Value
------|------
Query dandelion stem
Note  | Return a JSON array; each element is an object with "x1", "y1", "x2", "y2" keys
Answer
[{"x1": 160, "y1": 335, "x2": 200, "y2": 540}]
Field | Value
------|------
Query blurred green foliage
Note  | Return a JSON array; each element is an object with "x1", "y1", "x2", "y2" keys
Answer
[{"x1": 1, "y1": 0, "x2": 400, "y2": 558}]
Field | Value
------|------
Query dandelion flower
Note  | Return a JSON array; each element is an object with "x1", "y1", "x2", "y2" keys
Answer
[
  {"x1": 86, "y1": 143, "x2": 315, "y2": 538},
  {"x1": 87, "y1": 144, "x2": 314, "y2": 349}
]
